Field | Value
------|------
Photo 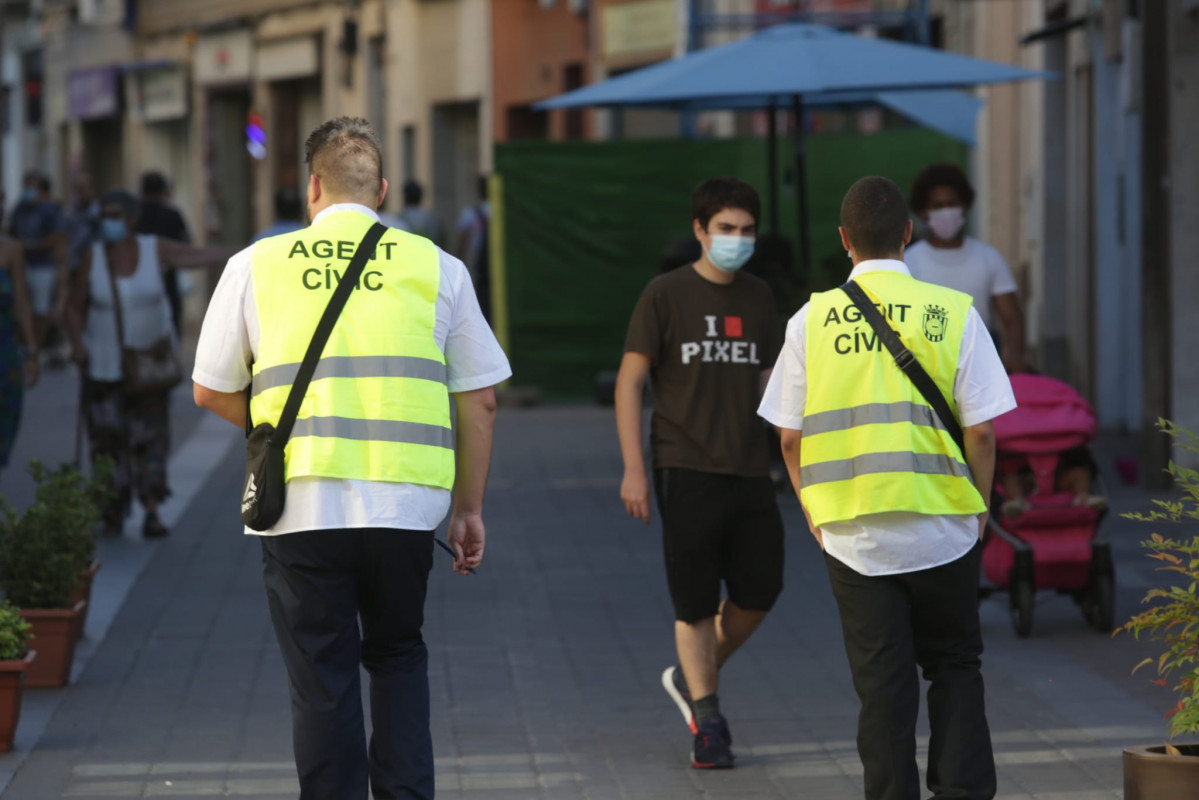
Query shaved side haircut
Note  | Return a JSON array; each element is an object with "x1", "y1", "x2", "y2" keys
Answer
[
  {"x1": 304, "y1": 117, "x2": 384, "y2": 204},
  {"x1": 840, "y1": 176, "x2": 910, "y2": 260}
]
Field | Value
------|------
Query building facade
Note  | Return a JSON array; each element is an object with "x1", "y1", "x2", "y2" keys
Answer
[{"x1": 5, "y1": 0, "x2": 494, "y2": 248}]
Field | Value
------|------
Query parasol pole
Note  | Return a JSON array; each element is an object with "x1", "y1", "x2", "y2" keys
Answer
[{"x1": 793, "y1": 94, "x2": 811, "y2": 274}]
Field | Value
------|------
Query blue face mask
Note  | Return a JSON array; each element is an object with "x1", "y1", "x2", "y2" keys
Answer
[
  {"x1": 706, "y1": 234, "x2": 755, "y2": 272},
  {"x1": 100, "y1": 218, "x2": 128, "y2": 244},
  {"x1": 20, "y1": 188, "x2": 37, "y2": 204}
]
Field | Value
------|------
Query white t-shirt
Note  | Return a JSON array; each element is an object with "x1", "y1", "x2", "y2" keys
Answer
[
  {"x1": 904, "y1": 237, "x2": 1018, "y2": 331},
  {"x1": 757, "y1": 259, "x2": 1017, "y2": 577},
  {"x1": 193, "y1": 203, "x2": 512, "y2": 536}
]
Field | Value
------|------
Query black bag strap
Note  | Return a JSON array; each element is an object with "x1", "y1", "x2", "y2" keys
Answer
[
  {"x1": 270, "y1": 222, "x2": 388, "y2": 446},
  {"x1": 840, "y1": 280, "x2": 965, "y2": 457}
]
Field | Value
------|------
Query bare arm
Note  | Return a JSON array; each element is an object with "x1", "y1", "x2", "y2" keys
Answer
[
  {"x1": 779, "y1": 428, "x2": 822, "y2": 549},
  {"x1": 963, "y1": 421, "x2": 996, "y2": 539},
  {"x1": 4, "y1": 242, "x2": 38, "y2": 386},
  {"x1": 157, "y1": 238, "x2": 239, "y2": 280},
  {"x1": 447, "y1": 385, "x2": 498, "y2": 575},
  {"x1": 193, "y1": 383, "x2": 248, "y2": 429},
  {"x1": 993, "y1": 292, "x2": 1027, "y2": 372},
  {"x1": 615, "y1": 351, "x2": 652, "y2": 523}
]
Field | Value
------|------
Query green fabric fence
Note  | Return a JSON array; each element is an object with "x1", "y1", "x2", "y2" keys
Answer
[{"x1": 496, "y1": 129, "x2": 966, "y2": 399}]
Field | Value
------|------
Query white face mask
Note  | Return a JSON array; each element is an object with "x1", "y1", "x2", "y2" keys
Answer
[{"x1": 927, "y1": 206, "x2": 966, "y2": 241}]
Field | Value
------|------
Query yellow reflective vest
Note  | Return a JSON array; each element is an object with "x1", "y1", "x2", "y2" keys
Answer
[
  {"x1": 248, "y1": 210, "x2": 454, "y2": 490},
  {"x1": 801, "y1": 270, "x2": 984, "y2": 528}
]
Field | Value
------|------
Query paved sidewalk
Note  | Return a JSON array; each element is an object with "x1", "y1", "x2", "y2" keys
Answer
[{"x1": 0, "y1": 406, "x2": 1182, "y2": 799}]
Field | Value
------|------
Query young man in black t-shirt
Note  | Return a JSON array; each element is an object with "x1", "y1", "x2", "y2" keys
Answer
[{"x1": 615, "y1": 177, "x2": 784, "y2": 769}]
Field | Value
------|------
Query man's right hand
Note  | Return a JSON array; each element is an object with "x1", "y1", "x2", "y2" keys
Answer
[
  {"x1": 70, "y1": 343, "x2": 87, "y2": 367},
  {"x1": 621, "y1": 470, "x2": 651, "y2": 524},
  {"x1": 447, "y1": 511, "x2": 485, "y2": 575}
]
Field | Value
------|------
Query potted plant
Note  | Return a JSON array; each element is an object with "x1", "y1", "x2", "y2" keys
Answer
[
  {"x1": 1117, "y1": 420, "x2": 1199, "y2": 799},
  {"x1": 0, "y1": 461, "x2": 105, "y2": 688},
  {"x1": 29, "y1": 459, "x2": 109, "y2": 640},
  {"x1": 0, "y1": 600, "x2": 35, "y2": 752}
]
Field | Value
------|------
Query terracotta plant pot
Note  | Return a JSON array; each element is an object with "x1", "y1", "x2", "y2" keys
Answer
[
  {"x1": 68, "y1": 560, "x2": 101, "y2": 641},
  {"x1": 19, "y1": 602, "x2": 86, "y2": 688},
  {"x1": 1124, "y1": 744, "x2": 1199, "y2": 799},
  {"x1": 0, "y1": 650, "x2": 36, "y2": 752}
]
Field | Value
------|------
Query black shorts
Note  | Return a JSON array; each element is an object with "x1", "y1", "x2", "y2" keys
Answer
[{"x1": 654, "y1": 467, "x2": 785, "y2": 624}]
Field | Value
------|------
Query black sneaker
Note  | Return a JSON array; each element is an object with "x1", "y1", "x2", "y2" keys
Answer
[
  {"x1": 661, "y1": 666, "x2": 696, "y2": 734},
  {"x1": 143, "y1": 513, "x2": 169, "y2": 539},
  {"x1": 691, "y1": 714, "x2": 735, "y2": 769}
]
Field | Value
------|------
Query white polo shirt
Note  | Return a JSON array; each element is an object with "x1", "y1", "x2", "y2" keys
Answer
[
  {"x1": 193, "y1": 203, "x2": 512, "y2": 536},
  {"x1": 758, "y1": 259, "x2": 1016, "y2": 576}
]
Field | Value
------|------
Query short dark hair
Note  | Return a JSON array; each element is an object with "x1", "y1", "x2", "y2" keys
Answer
[
  {"x1": 141, "y1": 171, "x2": 168, "y2": 198},
  {"x1": 100, "y1": 189, "x2": 140, "y2": 222},
  {"x1": 908, "y1": 162, "x2": 976, "y2": 213},
  {"x1": 402, "y1": 179, "x2": 423, "y2": 206},
  {"x1": 304, "y1": 117, "x2": 383, "y2": 203},
  {"x1": 274, "y1": 186, "x2": 302, "y2": 221},
  {"x1": 840, "y1": 176, "x2": 911, "y2": 260},
  {"x1": 691, "y1": 176, "x2": 760, "y2": 230}
]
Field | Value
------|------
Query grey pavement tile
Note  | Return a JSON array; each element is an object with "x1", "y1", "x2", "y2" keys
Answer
[{"x1": 0, "y1": 407, "x2": 1175, "y2": 799}]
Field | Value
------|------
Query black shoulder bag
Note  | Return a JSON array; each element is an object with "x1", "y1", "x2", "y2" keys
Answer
[
  {"x1": 841, "y1": 280, "x2": 965, "y2": 456},
  {"x1": 241, "y1": 222, "x2": 388, "y2": 531}
]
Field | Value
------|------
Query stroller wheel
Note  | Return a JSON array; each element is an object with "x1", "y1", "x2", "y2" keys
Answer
[
  {"x1": 1011, "y1": 578, "x2": 1035, "y2": 638},
  {"x1": 1089, "y1": 572, "x2": 1115, "y2": 633}
]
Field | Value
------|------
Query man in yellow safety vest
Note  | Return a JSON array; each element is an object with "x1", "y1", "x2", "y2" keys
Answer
[
  {"x1": 193, "y1": 117, "x2": 510, "y2": 799},
  {"x1": 759, "y1": 176, "x2": 1014, "y2": 800}
]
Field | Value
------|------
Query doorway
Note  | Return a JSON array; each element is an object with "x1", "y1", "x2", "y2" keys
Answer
[
  {"x1": 432, "y1": 101, "x2": 481, "y2": 238},
  {"x1": 205, "y1": 89, "x2": 253, "y2": 245}
]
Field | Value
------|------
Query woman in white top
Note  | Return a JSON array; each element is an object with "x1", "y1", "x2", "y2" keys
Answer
[
  {"x1": 66, "y1": 190, "x2": 234, "y2": 538},
  {"x1": 904, "y1": 163, "x2": 1028, "y2": 373}
]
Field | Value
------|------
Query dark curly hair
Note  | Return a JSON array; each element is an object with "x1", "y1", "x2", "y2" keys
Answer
[
  {"x1": 691, "y1": 176, "x2": 761, "y2": 230},
  {"x1": 908, "y1": 162, "x2": 976, "y2": 214}
]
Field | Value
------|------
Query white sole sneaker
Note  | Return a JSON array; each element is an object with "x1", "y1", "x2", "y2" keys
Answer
[{"x1": 661, "y1": 666, "x2": 697, "y2": 734}]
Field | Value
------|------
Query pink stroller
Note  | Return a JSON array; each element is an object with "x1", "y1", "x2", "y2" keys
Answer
[{"x1": 980, "y1": 374, "x2": 1114, "y2": 637}]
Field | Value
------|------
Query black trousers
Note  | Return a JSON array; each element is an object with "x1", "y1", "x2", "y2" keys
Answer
[
  {"x1": 261, "y1": 528, "x2": 435, "y2": 800},
  {"x1": 824, "y1": 542, "x2": 996, "y2": 800}
]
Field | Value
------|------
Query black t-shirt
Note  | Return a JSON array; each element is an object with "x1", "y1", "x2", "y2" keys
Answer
[
  {"x1": 136, "y1": 201, "x2": 190, "y2": 243},
  {"x1": 624, "y1": 265, "x2": 782, "y2": 477}
]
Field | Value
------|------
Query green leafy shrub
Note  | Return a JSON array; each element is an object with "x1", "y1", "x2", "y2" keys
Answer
[
  {"x1": 1116, "y1": 419, "x2": 1199, "y2": 740},
  {"x1": 0, "y1": 601, "x2": 31, "y2": 661},
  {"x1": 0, "y1": 460, "x2": 110, "y2": 609}
]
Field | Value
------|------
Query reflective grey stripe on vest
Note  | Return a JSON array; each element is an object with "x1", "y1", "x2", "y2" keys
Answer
[
  {"x1": 290, "y1": 416, "x2": 454, "y2": 450},
  {"x1": 252, "y1": 355, "x2": 447, "y2": 397},
  {"x1": 802, "y1": 451, "x2": 972, "y2": 487},
  {"x1": 803, "y1": 401, "x2": 946, "y2": 437}
]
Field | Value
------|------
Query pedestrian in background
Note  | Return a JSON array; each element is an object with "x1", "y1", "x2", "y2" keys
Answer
[
  {"x1": 137, "y1": 171, "x2": 191, "y2": 334},
  {"x1": 398, "y1": 179, "x2": 442, "y2": 246},
  {"x1": 454, "y1": 176, "x2": 491, "y2": 321},
  {"x1": 616, "y1": 176, "x2": 784, "y2": 770},
  {"x1": 905, "y1": 163, "x2": 1028, "y2": 372},
  {"x1": 251, "y1": 186, "x2": 305, "y2": 243},
  {"x1": 64, "y1": 174, "x2": 100, "y2": 273},
  {"x1": 7, "y1": 171, "x2": 67, "y2": 357},
  {"x1": 760, "y1": 176, "x2": 1013, "y2": 800},
  {"x1": 193, "y1": 116, "x2": 510, "y2": 800},
  {"x1": 0, "y1": 227, "x2": 41, "y2": 477},
  {"x1": 66, "y1": 189, "x2": 234, "y2": 539}
]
